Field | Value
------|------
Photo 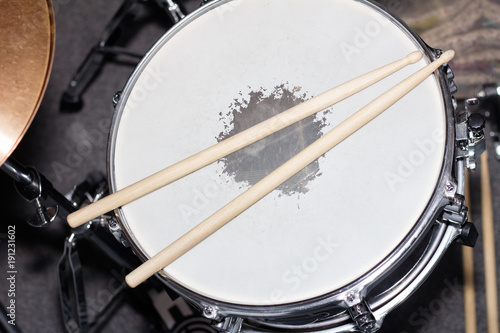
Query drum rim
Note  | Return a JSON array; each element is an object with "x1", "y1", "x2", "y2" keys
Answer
[{"x1": 107, "y1": 0, "x2": 458, "y2": 328}]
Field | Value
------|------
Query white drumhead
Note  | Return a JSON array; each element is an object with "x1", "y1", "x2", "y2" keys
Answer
[{"x1": 110, "y1": 0, "x2": 447, "y2": 306}]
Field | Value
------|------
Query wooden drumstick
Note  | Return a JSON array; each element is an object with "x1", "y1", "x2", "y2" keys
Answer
[
  {"x1": 67, "y1": 51, "x2": 423, "y2": 228},
  {"x1": 462, "y1": 170, "x2": 477, "y2": 333},
  {"x1": 480, "y1": 151, "x2": 499, "y2": 333},
  {"x1": 125, "y1": 50, "x2": 455, "y2": 288}
]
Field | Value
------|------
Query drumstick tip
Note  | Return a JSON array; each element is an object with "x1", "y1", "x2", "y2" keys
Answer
[
  {"x1": 440, "y1": 49, "x2": 455, "y2": 63},
  {"x1": 125, "y1": 274, "x2": 138, "y2": 288},
  {"x1": 407, "y1": 51, "x2": 423, "y2": 64}
]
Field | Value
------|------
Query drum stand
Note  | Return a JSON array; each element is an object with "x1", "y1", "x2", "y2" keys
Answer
[
  {"x1": 0, "y1": 159, "x2": 167, "y2": 333},
  {"x1": 0, "y1": 158, "x2": 76, "y2": 225},
  {"x1": 60, "y1": 0, "x2": 185, "y2": 112}
]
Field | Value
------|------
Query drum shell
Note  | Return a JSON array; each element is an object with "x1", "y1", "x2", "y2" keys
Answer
[{"x1": 107, "y1": 0, "x2": 461, "y2": 331}]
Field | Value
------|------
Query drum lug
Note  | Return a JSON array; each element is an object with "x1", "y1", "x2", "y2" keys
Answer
[
  {"x1": 443, "y1": 180, "x2": 457, "y2": 200},
  {"x1": 454, "y1": 98, "x2": 486, "y2": 171},
  {"x1": 443, "y1": 64, "x2": 458, "y2": 95},
  {"x1": 211, "y1": 316, "x2": 244, "y2": 333},
  {"x1": 441, "y1": 193, "x2": 479, "y2": 247},
  {"x1": 202, "y1": 306, "x2": 244, "y2": 333},
  {"x1": 434, "y1": 48, "x2": 458, "y2": 95},
  {"x1": 112, "y1": 91, "x2": 122, "y2": 108},
  {"x1": 108, "y1": 217, "x2": 130, "y2": 248},
  {"x1": 344, "y1": 293, "x2": 379, "y2": 332},
  {"x1": 443, "y1": 65, "x2": 458, "y2": 95},
  {"x1": 442, "y1": 194, "x2": 468, "y2": 226}
]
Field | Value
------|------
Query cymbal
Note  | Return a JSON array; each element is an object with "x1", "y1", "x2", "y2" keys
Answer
[{"x1": 0, "y1": 0, "x2": 55, "y2": 165}]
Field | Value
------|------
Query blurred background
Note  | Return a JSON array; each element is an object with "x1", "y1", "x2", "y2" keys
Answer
[{"x1": 0, "y1": 0, "x2": 499, "y2": 332}]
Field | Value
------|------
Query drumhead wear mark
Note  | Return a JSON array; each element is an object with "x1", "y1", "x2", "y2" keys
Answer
[{"x1": 216, "y1": 84, "x2": 331, "y2": 196}]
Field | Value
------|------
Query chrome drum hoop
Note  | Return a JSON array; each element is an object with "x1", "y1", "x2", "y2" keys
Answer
[{"x1": 107, "y1": 0, "x2": 463, "y2": 331}]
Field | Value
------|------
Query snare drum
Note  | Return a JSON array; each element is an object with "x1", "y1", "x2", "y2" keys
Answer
[{"x1": 108, "y1": 0, "x2": 469, "y2": 331}]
